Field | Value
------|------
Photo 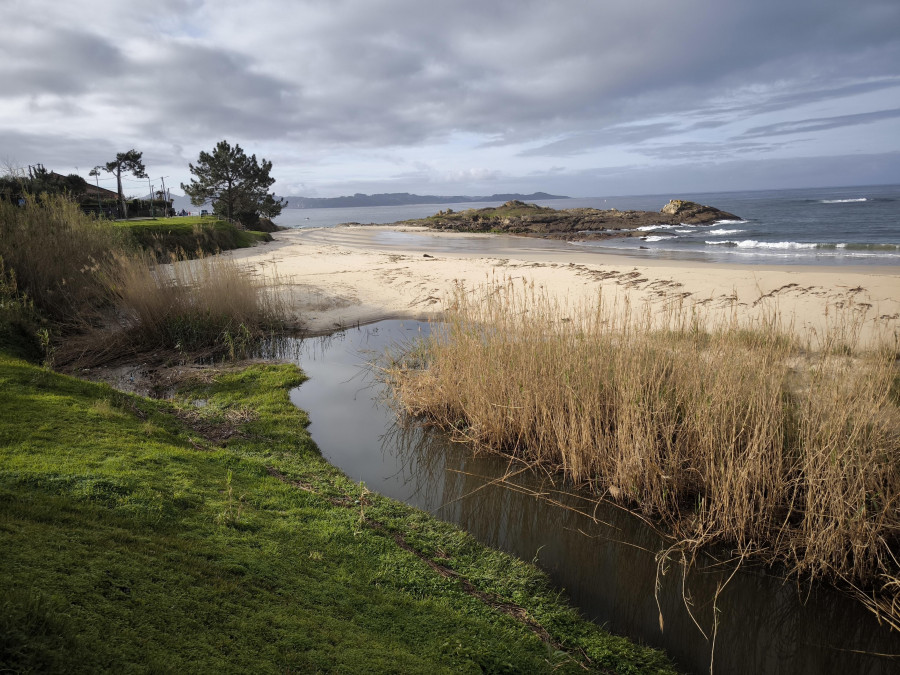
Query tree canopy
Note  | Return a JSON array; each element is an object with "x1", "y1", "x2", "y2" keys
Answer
[
  {"x1": 0, "y1": 165, "x2": 88, "y2": 202},
  {"x1": 181, "y1": 140, "x2": 285, "y2": 228},
  {"x1": 104, "y1": 150, "x2": 147, "y2": 219}
]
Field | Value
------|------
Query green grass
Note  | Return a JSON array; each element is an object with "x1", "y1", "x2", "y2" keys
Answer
[
  {"x1": 425, "y1": 202, "x2": 557, "y2": 224},
  {"x1": 114, "y1": 217, "x2": 272, "y2": 259},
  {"x1": 0, "y1": 351, "x2": 677, "y2": 674}
]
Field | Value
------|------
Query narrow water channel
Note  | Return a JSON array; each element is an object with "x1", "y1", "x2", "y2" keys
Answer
[{"x1": 284, "y1": 320, "x2": 898, "y2": 675}]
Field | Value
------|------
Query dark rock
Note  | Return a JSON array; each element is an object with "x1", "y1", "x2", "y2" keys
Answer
[{"x1": 395, "y1": 199, "x2": 740, "y2": 242}]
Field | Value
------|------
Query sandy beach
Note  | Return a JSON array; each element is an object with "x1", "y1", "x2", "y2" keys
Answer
[{"x1": 227, "y1": 225, "x2": 900, "y2": 343}]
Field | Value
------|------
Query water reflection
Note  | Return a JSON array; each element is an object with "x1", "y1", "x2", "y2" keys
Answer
[{"x1": 287, "y1": 320, "x2": 899, "y2": 675}]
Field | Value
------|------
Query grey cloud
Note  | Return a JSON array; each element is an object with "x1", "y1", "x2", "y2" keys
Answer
[
  {"x1": 0, "y1": 26, "x2": 125, "y2": 97},
  {"x1": 518, "y1": 124, "x2": 679, "y2": 157},
  {"x1": 305, "y1": 0, "x2": 900, "y2": 148},
  {"x1": 534, "y1": 151, "x2": 900, "y2": 197},
  {"x1": 130, "y1": 42, "x2": 300, "y2": 140},
  {"x1": 636, "y1": 140, "x2": 795, "y2": 162},
  {"x1": 310, "y1": 150, "x2": 900, "y2": 199},
  {"x1": 740, "y1": 109, "x2": 900, "y2": 139},
  {"x1": 10, "y1": 1, "x2": 900, "y2": 148},
  {"x1": 4, "y1": 0, "x2": 900, "y2": 194},
  {"x1": 0, "y1": 130, "x2": 118, "y2": 170},
  {"x1": 714, "y1": 78, "x2": 900, "y2": 120}
]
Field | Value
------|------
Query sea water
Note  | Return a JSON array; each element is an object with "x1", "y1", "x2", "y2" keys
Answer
[{"x1": 274, "y1": 184, "x2": 900, "y2": 266}]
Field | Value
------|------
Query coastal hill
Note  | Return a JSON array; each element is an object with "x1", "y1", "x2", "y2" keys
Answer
[
  {"x1": 400, "y1": 199, "x2": 740, "y2": 240},
  {"x1": 286, "y1": 191, "x2": 568, "y2": 209}
]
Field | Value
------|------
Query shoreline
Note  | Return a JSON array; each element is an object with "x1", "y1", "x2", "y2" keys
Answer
[{"x1": 225, "y1": 226, "x2": 900, "y2": 343}]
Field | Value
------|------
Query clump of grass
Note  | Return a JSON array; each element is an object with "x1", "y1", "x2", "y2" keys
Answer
[
  {"x1": 0, "y1": 195, "x2": 125, "y2": 328},
  {"x1": 0, "y1": 196, "x2": 292, "y2": 365},
  {"x1": 0, "y1": 257, "x2": 45, "y2": 362},
  {"x1": 78, "y1": 251, "x2": 293, "y2": 363},
  {"x1": 387, "y1": 279, "x2": 900, "y2": 624}
]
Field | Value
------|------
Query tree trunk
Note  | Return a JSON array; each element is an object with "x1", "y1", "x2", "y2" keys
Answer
[{"x1": 116, "y1": 167, "x2": 127, "y2": 219}]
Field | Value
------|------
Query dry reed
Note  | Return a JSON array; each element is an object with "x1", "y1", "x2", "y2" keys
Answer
[
  {"x1": 387, "y1": 278, "x2": 900, "y2": 624},
  {"x1": 91, "y1": 251, "x2": 292, "y2": 361},
  {"x1": 0, "y1": 194, "x2": 125, "y2": 327},
  {"x1": 0, "y1": 196, "x2": 292, "y2": 365}
]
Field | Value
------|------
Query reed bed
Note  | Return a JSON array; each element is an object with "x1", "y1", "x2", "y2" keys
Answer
[
  {"x1": 387, "y1": 279, "x2": 900, "y2": 625},
  {"x1": 0, "y1": 196, "x2": 291, "y2": 365},
  {"x1": 59, "y1": 251, "x2": 292, "y2": 365},
  {"x1": 0, "y1": 195, "x2": 125, "y2": 327}
]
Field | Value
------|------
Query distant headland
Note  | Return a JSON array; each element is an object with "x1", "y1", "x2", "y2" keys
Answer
[{"x1": 286, "y1": 191, "x2": 569, "y2": 208}]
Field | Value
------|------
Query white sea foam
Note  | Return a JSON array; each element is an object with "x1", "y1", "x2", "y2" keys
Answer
[
  {"x1": 641, "y1": 235, "x2": 675, "y2": 242},
  {"x1": 706, "y1": 240, "x2": 819, "y2": 249},
  {"x1": 821, "y1": 198, "x2": 867, "y2": 203},
  {"x1": 708, "y1": 229, "x2": 744, "y2": 236},
  {"x1": 712, "y1": 219, "x2": 749, "y2": 226},
  {"x1": 635, "y1": 223, "x2": 682, "y2": 231},
  {"x1": 675, "y1": 229, "x2": 694, "y2": 233}
]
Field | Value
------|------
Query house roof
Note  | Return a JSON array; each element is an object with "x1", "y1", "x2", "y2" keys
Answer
[{"x1": 48, "y1": 172, "x2": 119, "y2": 199}]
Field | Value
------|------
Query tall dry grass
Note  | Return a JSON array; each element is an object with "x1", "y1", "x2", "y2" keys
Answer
[
  {"x1": 0, "y1": 196, "x2": 292, "y2": 365},
  {"x1": 387, "y1": 279, "x2": 900, "y2": 623},
  {"x1": 104, "y1": 251, "x2": 290, "y2": 359},
  {"x1": 0, "y1": 194, "x2": 126, "y2": 327}
]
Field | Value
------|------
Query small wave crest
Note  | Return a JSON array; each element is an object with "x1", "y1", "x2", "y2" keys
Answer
[
  {"x1": 706, "y1": 240, "x2": 899, "y2": 251},
  {"x1": 707, "y1": 240, "x2": 819, "y2": 250},
  {"x1": 708, "y1": 229, "x2": 745, "y2": 236},
  {"x1": 641, "y1": 235, "x2": 675, "y2": 242},
  {"x1": 712, "y1": 219, "x2": 749, "y2": 226},
  {"x1": 635, "y1": 223, "x2": 682, "y2": 232},
  {"x1": 820, "y1": 198, "x2": 867, "y2": 204},
  {"x1": 838, "y1": 243, "x2": 900, "y2": 251}
]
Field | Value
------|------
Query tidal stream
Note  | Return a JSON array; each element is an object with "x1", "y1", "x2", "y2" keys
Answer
[{"x1": 284, "y1": 320, "x2": 898, "y2": 675}]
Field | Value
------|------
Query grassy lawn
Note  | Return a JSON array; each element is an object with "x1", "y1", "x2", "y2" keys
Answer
[
  {"x1": 113, "y1": 217, "x2": 272, "y2": 259},
  {"x1": 0, "y1": 351, "x2": 676, "y2": 674}
]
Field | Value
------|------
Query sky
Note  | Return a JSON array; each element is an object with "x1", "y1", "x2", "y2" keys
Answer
[{"x1": 2, "y1": 0, "x2": 900, "y2": 199}]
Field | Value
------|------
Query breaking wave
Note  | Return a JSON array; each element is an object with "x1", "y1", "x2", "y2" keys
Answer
[
  {"x1": 707, "y1": 229, "x2": 744, "y2": 236},
  {"x1": 706, "y1": 240, "x2": 900, "y2": 251},
  {"x1": 635, "y1": 223, "x2": 682, "y2": 231},
  {"x1": 820, "y1": 198, "x2": 867, "y2": 204}
]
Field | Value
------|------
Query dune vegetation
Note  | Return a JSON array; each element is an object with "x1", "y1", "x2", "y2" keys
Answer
[
  {"x1": 0, "y1": 196, "x2": 288, "y2": 365},
  {"x1": 113, "y1": 216, "x2": 273, "y2": 261},
  {"x1": 386, "y1": 279, "x2": 900, "y2": 628}
]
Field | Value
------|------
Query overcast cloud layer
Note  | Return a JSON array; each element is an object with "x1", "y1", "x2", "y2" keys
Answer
[{"x1": 2, "y1": 0, "x2": 899, "y2": 197}]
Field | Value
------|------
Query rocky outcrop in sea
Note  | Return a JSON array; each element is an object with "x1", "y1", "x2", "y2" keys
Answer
[{"x1": 400, "y1": 200, "x2": 740, "y2": 241}]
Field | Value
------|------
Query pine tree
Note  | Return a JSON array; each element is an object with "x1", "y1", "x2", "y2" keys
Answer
[
  {"x1": 181, "y1": 140, "x2": 285, "y2": 228},
  {"x1": 104, "y1": 150, "x2": 147, "y2": 219}
]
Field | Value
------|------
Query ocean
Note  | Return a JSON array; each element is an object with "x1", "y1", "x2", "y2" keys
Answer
[{"x1": 274, "y1": 184, "x2": 900, "y2": 266}]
